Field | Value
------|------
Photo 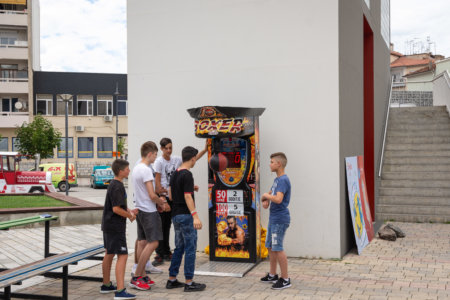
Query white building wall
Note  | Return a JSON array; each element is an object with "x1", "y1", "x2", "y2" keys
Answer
[
  {"x1": 128, "y1": 0, "x2": 341, "y2": 258},
  {"x1": 31, "y1": 0, "x2": 41, "y2": 71},
  {"x1": 433, "y1": 71, "x2": 450, "y2": 111}
]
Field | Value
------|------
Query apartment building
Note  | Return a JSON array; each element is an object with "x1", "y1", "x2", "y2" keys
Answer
[
  {"x1": 0, "y1": 0, "x2": 40, "y2": 151},
  {"x1": 33, "y1": 71, "x2": 128, "y2": 177}
]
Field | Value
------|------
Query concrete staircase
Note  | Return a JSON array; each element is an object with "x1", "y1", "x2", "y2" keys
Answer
[{"x1": 377, "y1": 106, "x2": 450, "y2": 223}]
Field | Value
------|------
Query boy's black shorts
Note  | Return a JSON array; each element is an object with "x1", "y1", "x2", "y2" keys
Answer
[{"x1": 103, "y1": 231, "x2": 128, "y2": 255}]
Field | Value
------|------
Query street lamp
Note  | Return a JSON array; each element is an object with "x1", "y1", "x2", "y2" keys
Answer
[
  {"x1": 114, "y1": 83, "x2": 119, "y2": 159},
  {"x1": 58, "y1": 93, "x2": 73, "y2": 196}
]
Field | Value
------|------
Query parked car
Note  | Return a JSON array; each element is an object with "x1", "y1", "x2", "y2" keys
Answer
[
  {"x1": 0, "y1": 152, "x2": 56, "y2": 193},
  {"x1": 37, "y1": 163, "x2": 78, "y2": 192},
  {"x1": 90, "y1": 166, "x2": 114, "y2": 189}
]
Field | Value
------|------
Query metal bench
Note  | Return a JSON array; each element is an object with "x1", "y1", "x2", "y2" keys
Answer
[
  {"x1": 0, "y1": 245, "x2": 105, "y2": 300},
  {"x1": 0, "y1": 215, "x2": 59, "y2": 259}
]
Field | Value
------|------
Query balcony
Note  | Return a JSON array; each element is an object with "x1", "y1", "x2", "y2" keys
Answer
[
  {"x1": 0, "y1": 75, "x2": 29, "y2": 93},
  {"x1": 0, "y1": 43, "x2": 28, "y2": 60},
  {"x1": 0, "y1": 10, "x2": 27, "y2": 27},
  {"x1": 0, "y1": 112, "x2": 29, "y2": 128}
]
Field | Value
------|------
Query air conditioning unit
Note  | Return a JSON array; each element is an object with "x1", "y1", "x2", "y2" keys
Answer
[
  {"x1": 104, "y1": 115, "x2": 113, "y2": 122},
  {"x1": 75, "y1": 125, "x2": 84, "y2": 132}
]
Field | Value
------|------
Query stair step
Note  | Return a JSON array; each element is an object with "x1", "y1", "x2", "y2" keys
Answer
[
  {"x1": 387, "y1": 130, "x2": 450, "y2": 137},
  {"x1": 376, "y1": 213, "x2": 450, "y2": 223},
  {"x1": 382, "y1": 172, "x2": 450, "y2": 180},
  {"x1": 386, "y1": 143, "x2": 450, "y2": 151},
  {"x1": 384, "y1": 157, "x2": 450, "y2": 165},
  {"x1": 390, "y1": 114, "x2": 449, "y2": 121},
  {"x1": 390, "y1": 106, "x2": 446, "y2": 113},
  {"x1": 381, "y1": 179, "x2": 450, "y2": 188},
  {"x1": 379, "y1": 196, "x2": 450, "y2": 206},
  {"x1": 376, "y1": 204, "x2": 450, "y2": 216},
  {"x1": 384, "y1": 150, "x2": 450, "y2": 157},
  {"x1": 388, "y1": 123, "x2": 450, "y2": 131},
  {"x1": 389, "y1": 117, "x2": 450, "y2": 125},
  {"x1": 380, "y1": 187, "x2": 450, "y2": 197},
  {"x1": 383, "y1": 164, "x2": 450, "y2": 172},
  {"x1": 386, "y1": 136, "x2": 450, "y2": 144},
  {"x1": 390, "y1": 107, "x2": 448, "y2": 116}
]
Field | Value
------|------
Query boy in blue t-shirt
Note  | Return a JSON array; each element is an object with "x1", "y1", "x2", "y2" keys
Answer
[{"x1": 260, "y1": 152, "x2": 291, "y2": 290}]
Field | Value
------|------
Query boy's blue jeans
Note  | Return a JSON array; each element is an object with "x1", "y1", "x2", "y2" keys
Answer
[
  {"x1": 169, "y1": 214, "x2": 197, "y2": 280},
  {"x1": 265, "y1": 222, "x2": 289, "y2": 251}
]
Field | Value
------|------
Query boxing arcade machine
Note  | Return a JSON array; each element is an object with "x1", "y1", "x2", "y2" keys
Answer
[{"x1": 187, "y1": 106, "x2": 265, "y2": 277}]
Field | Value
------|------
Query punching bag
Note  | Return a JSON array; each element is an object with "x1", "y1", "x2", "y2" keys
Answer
[{"x1": 209, "y1": 153, "x2": 228, "y2": 172}]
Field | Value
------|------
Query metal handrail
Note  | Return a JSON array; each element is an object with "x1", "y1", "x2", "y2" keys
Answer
[
  {"x1": 0, "y1": 112, "x2": 29, "y2": 116},
  {"x1": 0, "y1": 78, "x2": 28, "y2": 82},
  {"x1": 378, "y1": 76, "x2": 394, "y2": 177},
  {"x1": 0, "y1": 10, "x2": 27, "y2": 15},
  {"x1": 0, "y1": 43, "x2": 28, "y2": 48}
]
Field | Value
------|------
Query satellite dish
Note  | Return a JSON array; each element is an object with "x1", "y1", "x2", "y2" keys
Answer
[{"x1": 14, "y1": 102, "x2": 23, "y2": 110}]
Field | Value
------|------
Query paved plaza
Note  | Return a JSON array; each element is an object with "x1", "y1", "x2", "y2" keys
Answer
[{"x1": 1, "y1": 221, "x2": 449, "y2": 299}]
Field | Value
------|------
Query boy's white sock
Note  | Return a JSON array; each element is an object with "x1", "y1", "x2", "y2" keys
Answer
[
  {"x1": 269, "y1": 273, "x2": 276, "y2": 277},
  {"x1": 145, "y1": 261, "x2": 151, "y2": 268}
]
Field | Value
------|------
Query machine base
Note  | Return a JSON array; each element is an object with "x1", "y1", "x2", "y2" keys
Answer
[{"x1": 194, "y1": 261, "x2": 258, "y2": 278}]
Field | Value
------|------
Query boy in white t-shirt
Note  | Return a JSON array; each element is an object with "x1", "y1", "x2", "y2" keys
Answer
[
  {"x1": 130, "y1": 141, "x2": 169, "y2": 291},
  {"x1": 154, "y1": 138, "x2": 208, "y2": 265}
]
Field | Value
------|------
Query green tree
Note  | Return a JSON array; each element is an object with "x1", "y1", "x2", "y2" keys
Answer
[
  {"x1": 15, "y1": 115, "x2": 62, "y2": 158},
  {"x1": 117, "y1": 137, "x2": 126, "y2": 157}
]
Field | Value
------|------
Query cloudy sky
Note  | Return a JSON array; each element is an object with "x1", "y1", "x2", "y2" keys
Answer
[
  {"x1": 39, "y1": 0, "x2": 449, "y2": 74},
  {"x1": 40, "y1": 0, "x2": 126, "y2": 73},
  {"x1": 391, "y1": 0, "x2": 450, "y2": 57}
]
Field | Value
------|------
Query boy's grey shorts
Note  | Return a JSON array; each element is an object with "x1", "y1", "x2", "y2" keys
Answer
[{"x1": 136, "y1": 210, "x2": 163, "y2": 242}]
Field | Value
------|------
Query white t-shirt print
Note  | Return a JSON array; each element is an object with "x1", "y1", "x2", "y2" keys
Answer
[{"x1": 154, "y1": 156, "x2": 182, "y2": 189}]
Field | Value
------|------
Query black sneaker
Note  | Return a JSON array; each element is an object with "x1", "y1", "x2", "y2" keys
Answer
[
  {"x1": 166, "y1": 279, "x2": 184, "y2": 289},
  {"x1": 260, "y1": 273, "x2": 278, "y2": 283},
  {"x1": 100, "y1": 282, "x2": 117, "y2": 293},
  {"x1": 152, "y1": 255, "x2": 164, "y2": 266},
  {"x1": 184, "y1": 282, "x2": 206, "y2": 292},
  {"x1": 163, "y1": 253, "x2": 173, "y2": 261},
  {"x1": 271, "y1": 278, "x2": 291, "y2": 290}
]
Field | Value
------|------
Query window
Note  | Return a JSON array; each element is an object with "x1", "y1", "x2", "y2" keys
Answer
[
  {"x1": 1, "y1": 98, "x2": 19, "y2": 113},
  {"x1": 118, "y1": 100, "x2": 127, "y2": 116},
  {"x1": 0, "y1": 37, "x2": 17, "y2": 46},
  {"x1": 78, "y1": 137, "x2": 94, "y2": 158},
  {"x1": 97, "y1": 96, "x2": 113, "y2": 116},
  {"x1": 0, "y1": 137, "x2": 7, "y2": 151},
  {"x1": 98, "y1": 137, "x2": 113, "y2": 158},
  {"x1": 0, "y1": 30, "x2": 18, "y2": 46},
  {"x1": 56, "y1": 95, "x2": 73, "y2": 116},
  {"x1": 381, "y1": 0, "x2": 390, "y2": 47},
  {"x1": 1, "y1": 64, "x2": 17, "y2": 79},
  {"x1": 57, "y1": 137, "x2": 73, "y2": 158},
  {"x1": 36, "y1": 94, "x2": 53, "y2": 115},
  {"x1": 12, "y1": 137, "x2": 20, "y2": 152},
  {"x1": 77, "y1": 95, "x2": 93, "y2": 116}
]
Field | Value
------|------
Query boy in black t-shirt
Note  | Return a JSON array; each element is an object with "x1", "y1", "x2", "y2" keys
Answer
[
  {"x1": 165, "y1": 146, "x2": 206, "y2": 292},
  {"x1": 101, "y1": 159, "x2": 138, "y2": 299}
]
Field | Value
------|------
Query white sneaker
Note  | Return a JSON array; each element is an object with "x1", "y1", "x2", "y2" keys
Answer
[
  {"x1": 146, "y1": 263, "x2": 163, "y2": 274},
  {"x1": 131, "y1": 262, "x2": 163, "y2": 277},
  {"x1": 130, "y1": 264, "x2": 137, "y2": 277}
]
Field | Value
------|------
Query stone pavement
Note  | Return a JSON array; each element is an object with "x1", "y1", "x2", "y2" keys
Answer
[{"x1": 1, "y1": 222, "x2": 450, "y2": 299}]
